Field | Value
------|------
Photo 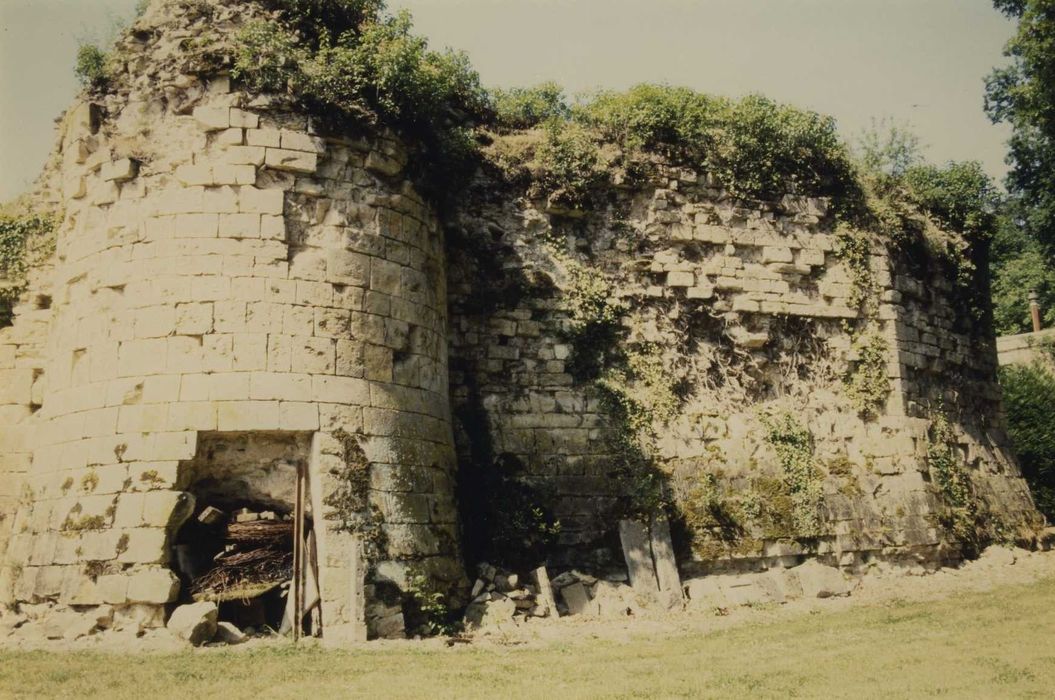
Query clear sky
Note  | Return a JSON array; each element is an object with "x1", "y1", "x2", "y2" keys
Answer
[{"x1": 0, "y1": 0, "x2": 1016, "y2": 202}]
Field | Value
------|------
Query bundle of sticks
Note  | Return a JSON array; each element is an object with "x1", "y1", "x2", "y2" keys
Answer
[{"x1": 191, "y1": 520, "x2": 293, "y2": 602}]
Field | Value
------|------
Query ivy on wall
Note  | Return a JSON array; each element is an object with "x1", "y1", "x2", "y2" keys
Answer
[{"x1": 0, "y1": 213, "x2": 55, "y2": 326}]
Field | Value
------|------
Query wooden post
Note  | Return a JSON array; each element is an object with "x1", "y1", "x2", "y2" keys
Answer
[
  {"x1": 292, "y1": 462, "x2": 305, "y2": 642},
  {"x1": 1030, "y1": 290, "x2": 1042, "y2": 333}
]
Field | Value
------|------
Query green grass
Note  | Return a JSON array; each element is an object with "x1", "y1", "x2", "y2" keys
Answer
[{"x1": 3, "y1": 577, "x2": 1055, "y2": 698}]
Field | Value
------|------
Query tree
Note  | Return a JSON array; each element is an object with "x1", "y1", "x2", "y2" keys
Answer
[
  {"x1": 991, "y1": 205, "x2": 1055, "y2": 334},
  {"x1": 1000, "y1": 360, "x2": 1055, "y2": 519},
  {"x1": 985, "y1": 0, "x2": 1055, "y2": 250}
]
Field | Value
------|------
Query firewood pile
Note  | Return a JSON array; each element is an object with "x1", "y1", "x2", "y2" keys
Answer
[{"x1": 191, "y1": 517, "x2": 293, "y2": 602}]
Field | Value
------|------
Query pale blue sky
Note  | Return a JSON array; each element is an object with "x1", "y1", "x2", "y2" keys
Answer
[{"x1": 1, "y1": 0, "x2": 1016, "y2": 201}]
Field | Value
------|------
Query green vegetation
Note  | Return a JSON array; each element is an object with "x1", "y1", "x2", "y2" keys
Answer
[
  {"x1": 596, "y1": 344, "x2": 679, "y2": 436},
  {"x1": 490, "y1": 82, "x2": 569, "y2": 131},
  {"x1": 984, "y1": 1, "x2": 1055, "y2": 334},
  {"x1": 925, "y1": 411, "x2": 988, "y2": 555},
  {"x1": 986, "y1": 0, "x2": 1055, "y2": 252},
  {"x1": 0, "y1": 212, "x2": 55, "y2": 326},
  {"x1": 561, "y1": 258, "x2": 627, "y2": 380},
  {"x1": 991, "y1": 211, "x2": 1055, "y2": 334},
  {"x1": 833, "y1": 227, "x2": 875, "y2": 313},
  {"x1": 68, "y1": 0, "x2": 1000, "y2": 279},
  {"x1": 532, "y1": 122, "x2": 607, "y2": 208},
  {"x1": 576, "y1": 86, "x2": 857, "y2": 202},
  {"x1": 844, "y1": 330, "x2": 891, "y2": 417},
  {"x1": 321, "y1": 429, "x2": 386, "y2": 559},
  {"x1": 850, "y1": 121, "x2": 1000, "y2": 323},
  {"x1": 231, "y1": 3, "x2": 486, "y2": 201},
  {"x1": 74, "y1": 44, "x2": 111, "y2": 87},
  {"x1": 404, "y1": 568, "x2": 458, "y2": 637},
  {"x1": 680, "y1": 469, "x2": 756, "y2": 559},
  {"x1": 455, "y1": 452, "x2": 561, "y2": 572},
  {"x1": 1000, "y1": 361, "x2": 1055, "y2": 519},
  {"x1": 760, "y1": 412, "x2": 824, "y2": 538},
  {"x1": 595, "y1": 344, "x2": 683, "y2": 518}
]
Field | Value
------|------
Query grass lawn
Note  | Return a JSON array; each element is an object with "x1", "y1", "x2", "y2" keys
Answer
[{"x1": 2, "y1": 576, "x2": 1054, "y2": 699}]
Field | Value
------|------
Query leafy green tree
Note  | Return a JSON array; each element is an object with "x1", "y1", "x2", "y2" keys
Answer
[
  {"x1": 991, "y1": 210, "x2": 1055, "y2": 333},
  {"x1": 855, "y1": 118, "x2": 924, "y2": 179},
  {"x1": 984, "y1": 0, "x2": 1055, "y2": 333},
  {"x1": 985, "y1": 0, "x2": 1055, "y2": 250},
  {"x1": 1000, "y1": 361, "x2": 1055, "y2": 519}
]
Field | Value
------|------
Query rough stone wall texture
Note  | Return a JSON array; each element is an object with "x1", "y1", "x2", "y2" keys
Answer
[
  {"x1": 0, "y1": 9, "x2": 463, "y2": 639},
  {"x1": 447, "y1": 160, "x2": 1039, "y2": 575}
]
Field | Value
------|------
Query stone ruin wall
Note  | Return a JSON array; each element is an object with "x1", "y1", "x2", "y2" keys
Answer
[
  {"x1": 0, "y1": 0, "x2": 1042, "y2": 641},
  {"x1": 996, "y1": 327, "x2": 1055, "y2": 368},
  {"x1": 0, "y1": 75, "x2": 464, "y2": 640},
  {"x1": 447, "y1": 161, "x2": 1039, "y2": 576}
]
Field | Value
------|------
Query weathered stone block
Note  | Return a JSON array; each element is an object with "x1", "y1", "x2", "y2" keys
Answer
[
  {"x1": 167, "y1": 601, "x2": 218, "y2": 645},
  {"x1": 125, "y1": 567, "x2": 179, "y2": 604},
  {"x1": 265, "y1": 148, "x2": 318, "y2": 174},
  {"x1": 118, "y1": 528, "x2": 170, "y2": 564},
  {"x1": 193, "y1": 105, "x2": 230, "y2": 130},
  {"x1": 102, "y1": 158, "x2": 137, "y2": 183},
  {"x1": 239, "y1": 187, "x2": 284, "y2": 215}
]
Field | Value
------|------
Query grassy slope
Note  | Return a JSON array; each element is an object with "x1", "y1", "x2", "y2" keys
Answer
[{"x1": 2, "y1": 577, "x2": 1054, "y2": 699}]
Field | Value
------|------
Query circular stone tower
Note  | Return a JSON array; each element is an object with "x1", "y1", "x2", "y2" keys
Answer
[{"x1": 0, "y1": 1, "x2": 463, "y2": 641}]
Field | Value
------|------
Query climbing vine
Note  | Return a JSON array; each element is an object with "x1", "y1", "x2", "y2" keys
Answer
[
  {"x1": 559, "y1": 256, "x2": 628, "y2": 381},
  {"x1": 844, "y1": 329, "x2": 891, "y2": 417},
  {"x1": 833, "y1": 226, "x2": 875, "y2": 315},
  {"x1": 0, "y1": 213, "x2": 55, "y2": 326},
  {"x1": 760, "y1": 411, "x2": 825, "y2": 538},
  {"x1": 925, "y1": 410, "x2": 988, "y2": 556},
  {"x1": 322, "y1": 428, "x2": 386, "y2": 558}
]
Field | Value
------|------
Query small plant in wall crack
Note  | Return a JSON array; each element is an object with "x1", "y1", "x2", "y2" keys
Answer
[{"x1": 405, "y1": 568, "x2": 459, "y2": 637}]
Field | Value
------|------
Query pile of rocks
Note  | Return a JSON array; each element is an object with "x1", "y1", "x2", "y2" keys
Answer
[
  {"x1": 1, "y1": 602, "x2": 119, "y2": 643},
  {"x1": 0, "y1": 599, "x2": 252, "y2": 648},
  {"x1": 551, "y1": 570, "x2": 647, "y2": 618},
  {"x1": 463, "y1": 564, "x2": 652, "y2": 630},
  {"x1": 463, "y1": 564, "x2": 554, "y2": 629}
]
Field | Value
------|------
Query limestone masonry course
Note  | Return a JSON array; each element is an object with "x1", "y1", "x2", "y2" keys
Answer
[{"x1": 0, "y1": 0, "x2": 1044, "y2": 644}]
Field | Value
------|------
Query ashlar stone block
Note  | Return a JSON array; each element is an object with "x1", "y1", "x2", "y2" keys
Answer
[
  {"x1": 125, "y1": 567, "x2": 179, "y2": 603},
  {"x1": 265, "y1": 148, "x2": 318, "y2": 174}
]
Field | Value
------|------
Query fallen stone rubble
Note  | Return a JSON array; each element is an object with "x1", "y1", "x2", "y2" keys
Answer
[
  {"x1": 2, "y1": 544, "x2": 1051, "y2": 646},
  {"x1": 0, "y1": 599, "x2": 258, "y2": 648}
]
